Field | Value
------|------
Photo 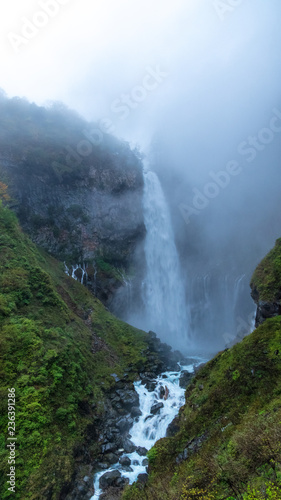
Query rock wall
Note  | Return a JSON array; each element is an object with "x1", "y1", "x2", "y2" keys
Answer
[{"x1": 0, "y1": 149, "x2": 145, "y2": 306}]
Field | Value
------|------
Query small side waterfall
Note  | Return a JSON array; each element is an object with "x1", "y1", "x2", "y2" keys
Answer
[{"x1": 141, "y1": 169, "x2": 190, "y2": 347}]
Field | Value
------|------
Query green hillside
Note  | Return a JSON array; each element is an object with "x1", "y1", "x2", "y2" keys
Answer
[{"x1": 0, "y1": 201, "x2": 151, "y2": 499}]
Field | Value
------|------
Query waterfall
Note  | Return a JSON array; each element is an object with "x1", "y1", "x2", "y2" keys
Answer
[{"x1": 141, "y1": 169, "x2": 190, "y2": 347}]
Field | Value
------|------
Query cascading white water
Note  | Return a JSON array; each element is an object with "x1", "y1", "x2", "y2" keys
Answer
[
  {"x1": 90, "y1": 359, "x2": 206, "y2": 500},
  {"x1": 141, "y1": 169, "x2": 190, "y2": 347}
]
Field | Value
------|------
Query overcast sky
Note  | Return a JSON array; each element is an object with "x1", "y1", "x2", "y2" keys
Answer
[{"x1": 1, "y1": 0, "x2": 280, "y2": 148}]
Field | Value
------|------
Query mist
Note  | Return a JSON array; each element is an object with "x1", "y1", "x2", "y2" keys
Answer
[{"x1": 1, "y1": 0, "x2": 281, "y2": 352}]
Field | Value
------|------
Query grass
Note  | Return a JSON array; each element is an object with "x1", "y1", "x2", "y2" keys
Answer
[
  {"x1": 251, "y1": 238, "x2": 281, "y2": 302},
  {"x1": 0, "y1": 202, "x2": 152, "y2": 499}
]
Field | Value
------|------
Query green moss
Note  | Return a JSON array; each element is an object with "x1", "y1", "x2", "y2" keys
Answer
[
  {"x1": 0, "y1": 202, "x2": 150, "y2": 499},
  {"x1": 251, "y1": 238, "x2": 281, "y2": 301}
]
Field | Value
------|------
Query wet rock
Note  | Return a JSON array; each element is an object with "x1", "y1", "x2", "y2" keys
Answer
[
  {"x1": 99, "y1": 470, "x2": 121, "y2": 489},
  {"x1": 136, "y1": 446, "x2": 148, "y2": 456},
  {"x1": 144, "y1": 379, "x2": 157, "y2": 392},
  {"x1": 131, "y1": 406, "x2": 142, "y2": 417},
  {"x1": 142, "y1": 459, "x2": 149, "y2": 466},
  {"x1": 116, "y1": 417, "x2": 134, "y2": 433},
  {"x1": 166, "y1": 416, "x2": 180, "y2": 437},
  {"x1": 123, "y1": 438, "x2": 136, "y2": 453},
  {"x1": 137, "y1": 473, "x2": 149, "y2": 485},
  {"x1": 98, "y1": 463, "x2": 110, "y2": 470},
  {"x1": 119, "y1": 456, "x2": 131, "y2": 466},
  {"x1": 150, "y1": 402, "x2": 164, "y2": 415},
  {"x1": 159, "y1": 386, "x2": 165, "y2": 398},
  {"x1": 121, "y1": 466, "x2": 133, "y2": 472},
  {"x1": 104, "y1": 453, "x2": 119, "y2": 465},
  {"x1": 179, "y1": 371, "x2": 193, "y2": 388},
  {"x1": 116, "y1": 477, "x2": 130, "y2": 488},
  {"x1": 132, "y1": 459, "x2": 140, "y2": 466},
  {"x1": 116, "y1": 389, "x2": 139, "y2": 408},
  {"x1": 101, "y1": 442, "x2": 117, "y2": 454}
]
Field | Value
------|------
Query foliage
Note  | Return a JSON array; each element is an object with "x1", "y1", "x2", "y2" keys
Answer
[
  {"x1": 0, "y1": 203, "x2": 151, "y2": 499},
  {"x1": 251, "y1": 238, "x2": 281, "y2": 301}
]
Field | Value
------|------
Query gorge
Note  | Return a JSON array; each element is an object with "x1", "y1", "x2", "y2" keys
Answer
[{"x1": 1, "y1": 93, "x2": 281, "y2": 500}]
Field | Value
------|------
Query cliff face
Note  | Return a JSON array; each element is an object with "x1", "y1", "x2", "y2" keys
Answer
[
  {"x1": 0, "y1": 96, "x2": 145, "y2": 306},
  {"x1": 250, "y1": 238, "x2": 281, "y2": 326},
  {"x1": 2, "y1": 154, "x2": 144, "y2": 265}
]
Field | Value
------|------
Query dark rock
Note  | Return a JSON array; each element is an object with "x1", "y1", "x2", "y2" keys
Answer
[
  {"x1": 132, "y1": 460, "x2": 140, "y2": 466},
  {"x1": 175, "y1": 433, "x2": 208, "y2": 464},
  {"x1": 142, "y1": 459, "x2": 149, "y2": 466},
  {"x1": 98, "y1": 463, "x2": 110, "y2": 470},
  {"x1": 116, "y1": 417, "x2": 134, "y2": 433},
  {"x1": 101, "y1": 443, "x2": 117, "y2": 454},
  {"x1": 116, "y1": 477, "x2": 130, "y2": 488},
  {"x1": 121, "y1": 466, "x2": 133, "y2": 472},
  {"x1": 166, "y1": 416, "x2": 180, "y2": 437},
  {"x1": 150, "y1": 402, "x2": 164, "y2": 415},
  {"x1": 179, "y1": 371, "x2": 193, "y2": 388},
  {"x1": 136, "y1": 446, "x2": 148, "y2": 456},
  {"x1": 119, "y1": 456, "x2": 131, "y2": 466},
  {"x1": 116, "y1": 389, "x2": 139, "y2": 408},
  {"x1": 159, "y1": 386, "x2": 165, "y2": 398},
  {"x1": 131, "y1": 406, "x2": 142, "y2": 417},
  {"x1": 137, "y1": 473, "x2": 148, "y2": 485},
  {"x1": 99, "y1": 470, "x2": 121, "y2": 489},
  {"x1": 123, "y1": 438, "x2": 136, "y2": 454},
  {"x1": 255, "y1": 300, "x2": 281, "y2": 326},
  {"x1": 143, "y1": 379, "x2": 157, "y2": 392},
  {"x1": 104, "y1": 453, "x2": 119, "y2": 465}
]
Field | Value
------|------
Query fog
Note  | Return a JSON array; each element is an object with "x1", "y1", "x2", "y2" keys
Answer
[{"x1": 1, "y1": 0, "x2": 281, "y2": 352}]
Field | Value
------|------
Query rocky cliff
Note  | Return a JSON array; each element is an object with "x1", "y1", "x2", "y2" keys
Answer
[
  {"x1": 0, "y1": 95, "x2": 145, "y2": 307},
  {"x1": 251, "y1": 238, "x2": 281, "y2": 326}
]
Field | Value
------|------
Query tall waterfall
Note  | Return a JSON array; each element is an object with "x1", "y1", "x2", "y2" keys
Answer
[{"x1": 141, "y1": 169, "x2": 190, "y2": 348}]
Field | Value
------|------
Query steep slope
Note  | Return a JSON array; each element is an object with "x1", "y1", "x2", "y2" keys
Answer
[
  {"x1": 0, "y1": 202, "x2": 161, "y2": 500},
  {"x1": 0, "y1": 94, "x2": 145, "y2": 307},
  {"x1": 251, "y1": 238, "x2": 281, "y2": 326},
  {"x1": 123, "y1": 243, "x2": 281, "y2": 500}
]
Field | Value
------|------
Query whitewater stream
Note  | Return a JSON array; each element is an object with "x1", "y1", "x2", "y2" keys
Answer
[{"x1": 91, "y1": 358, "x2": 206, "y2": 499}]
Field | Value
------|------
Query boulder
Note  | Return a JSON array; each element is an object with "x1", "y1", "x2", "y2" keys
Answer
[
  {"x1": 123, "y1": 438, "x2": 136, "y2": 453},
  {"x1": 137, "y1": 473, "x2": 149, "y2": 485},
  {"x1": 101, "y1": 442, "x2": 117, "y2": 454},
  {"x1": 150, "y1": 402, "x2": 164, "y2": 415},
  {"x1": 116, "y1": 417, "x2": 133, "y2": 433},
  {"x1": 104, "y1": 453, "x2": 119, "y2": 465},
  {"x1": 136, "y1": 446, "x2": 148, "y2": 456},
  {"x1": 131, "y1": 406, "x2": 142, "y2": 417},
  {"x1": 119, "y1": 456, "x2": 131, "y2": 466},
  {"x1": 179, "y1": 371, "x2": 193, "y2": 388},
  {"x1": 99, "y1": 470, "x2": 121, "y2": 489}
]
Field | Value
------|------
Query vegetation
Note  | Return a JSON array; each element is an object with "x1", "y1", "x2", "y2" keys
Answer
[
  {"x1": 0, "y1": 202, "x2": 150, "y2": 499},
  {"x1": 251, "y1": 238, "x2": 281, "y2": 301},
  {"x1": 0, "y1": 93, "x2": 141, "y2": 187},
  {"x1": 123, "y1": 237, "x2": 281, "y2": 499}
]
